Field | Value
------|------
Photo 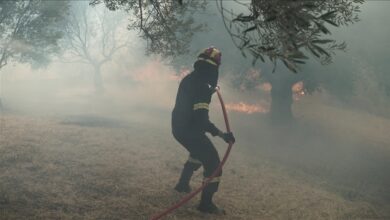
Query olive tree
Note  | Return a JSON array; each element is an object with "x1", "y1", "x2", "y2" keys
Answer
[{"x1": 93, "y1": 0, "x2": 363, "y2": 122}]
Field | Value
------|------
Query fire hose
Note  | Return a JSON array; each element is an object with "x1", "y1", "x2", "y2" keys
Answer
[{"x1": 150, "y1": 87, "x2": 234, "y2": 220}]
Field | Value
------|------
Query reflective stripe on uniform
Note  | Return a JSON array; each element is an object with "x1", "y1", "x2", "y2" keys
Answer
[
  {"x1": 197, "y1": 57, "x2": 218, "y2": 66},
  {"x1": 193, "y1": 102, "x2": 209, "y2": 110},
  {"x1": 187, "y1": 156, "x2": 202, "y2": 165},
  {"x1": 204, "y1": 176, "x2": 221, "y2": 183}
]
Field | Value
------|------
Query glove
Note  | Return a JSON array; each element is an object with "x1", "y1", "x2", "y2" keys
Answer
[{"x1": 219, "y1": 132, "x2": 235, "y2": 144}]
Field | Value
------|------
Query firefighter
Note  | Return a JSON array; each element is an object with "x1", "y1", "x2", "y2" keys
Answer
[{"x1": 171, "y1": 47, "x2": 235, "y2": 214}]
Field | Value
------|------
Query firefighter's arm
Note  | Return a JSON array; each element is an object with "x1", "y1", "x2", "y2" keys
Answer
[
  {"x1": 192, "y1": 85, "x2": 221, "y2": 136},
  {"x1": 192, "y1": 102, "x2": 221, "y2": 136},
  {"x1": 193, "y1": 84, "x2": 236, "y2": 144},
  {"x1": 193, "y1": 101, "x2": 236, "y2": 143}
]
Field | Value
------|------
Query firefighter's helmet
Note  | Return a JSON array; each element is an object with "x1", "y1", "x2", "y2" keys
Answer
[{"x1": 198, "y1": 46, "x2": 222, "y2": 66}]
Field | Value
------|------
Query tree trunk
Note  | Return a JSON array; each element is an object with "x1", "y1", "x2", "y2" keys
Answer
[
  {"x1": 93, "y1": 65, "x2": 104, "y2": 94},
  {"x1": 270, "y1": 78, "x2": 294, "y2": 124},
  {"x1": 0, "y1": 72, "x2": 3, "y2": 110}
]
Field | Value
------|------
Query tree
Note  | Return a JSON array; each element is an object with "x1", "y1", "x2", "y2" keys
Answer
[
  {"x1": 217, "y1": 0, "x2": 364, "y2": 122},
  {"x1": 90, "y1": 0, "x2": 207, "y2": 59},
  {"x1": 0, "y1": 0, "x2": 69, "y2": 108},
  {"x1": 95, "y1": 0, "x2": 364, "y2": 122},
  {"x1": 61, "y1": 2, "x2": 130, "y2": 94}
]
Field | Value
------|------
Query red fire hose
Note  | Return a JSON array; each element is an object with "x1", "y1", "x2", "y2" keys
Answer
[{"x1": 149, "y1": 87, "x2": 234, "y2": 220}]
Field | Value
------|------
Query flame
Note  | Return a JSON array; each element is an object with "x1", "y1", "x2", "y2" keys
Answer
[
  {"x1": 292, "y1": 81, "x2": 303, "y2": 92},
  {"x1": 292, "y1": 81, "x2": 305, "y2": 100},
  {"x1": 225, "y1": 102, "x2": 269, "y2": 114},
  {"x1": 258, "y1": 82, "x2": 272, "y2": 92}
]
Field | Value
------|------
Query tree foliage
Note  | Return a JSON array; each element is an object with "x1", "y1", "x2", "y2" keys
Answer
[
  {"x1": 0, "y1": 1, "x2": 69, "y2": 70},
  {"x1": 217, "y1": 0, "x2": 363, "y2": 72},
  {"x1": 91, "y1": 0, "x2": 207, "y2": 58},
  {"x1": 94, "y1": 0, "x2": 363, "y2": 72}
]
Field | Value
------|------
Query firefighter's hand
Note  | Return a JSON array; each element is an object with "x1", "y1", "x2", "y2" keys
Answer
[{"x1": 219, "y1": 132, "x2": 235, "y2": 144}]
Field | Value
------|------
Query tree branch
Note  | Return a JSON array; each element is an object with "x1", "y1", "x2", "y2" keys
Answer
[{"x1": 139, "y1": 0, "x2": 143, "y2": 29}]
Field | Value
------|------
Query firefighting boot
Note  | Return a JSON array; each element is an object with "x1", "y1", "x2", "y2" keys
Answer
[
  {"x1": 197, "y1": 183, "x2": 225, "y2": 215},
  {"x1": 174, "y1": 162, "x2": 200, "y2": 193}
]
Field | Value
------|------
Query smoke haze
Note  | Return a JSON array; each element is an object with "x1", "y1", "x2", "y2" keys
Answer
[{"x1": 0, "y1": 1, "x2": 389, "y2": 219}]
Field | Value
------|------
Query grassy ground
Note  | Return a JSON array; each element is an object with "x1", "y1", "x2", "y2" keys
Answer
[{"x1": 0, "y1": 103, "x2": 389, "y2": 219}]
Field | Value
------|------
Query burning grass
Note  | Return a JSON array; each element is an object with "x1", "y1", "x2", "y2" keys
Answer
[
  {"x1": 225, "y1": 102, "x2": 269, "y2": 114},
  {"x1": 0, "y1": 113, "x2": 389, "y2": 219}
]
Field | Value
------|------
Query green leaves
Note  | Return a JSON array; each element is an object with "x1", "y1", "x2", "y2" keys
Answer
[
  {"x1": 265, "y1": 16, "x2": 277, "y2": 22},
  {"x1": 312, "y1": 39, "x2": 335, "y2": 44},
  {"x1": 323, "y1": 19, "x2": 338, "y2": 27},
  {"x1": 319, "y1": 10, "x2": 337, "y2": 20},
  {"x1": 312, "y1": 44, "x2": 330, "y2": 57},
  {"x1": 302, "y1": 2, "x2": 317, "y2": 9},
  {"x1": 319, "y1": 10, "x2": 339, "y2": 27},
  {"x1": 308, "y1": 45, "x2": 321, "y2": 58},
  {"x1": 243, "y1": 25, "x2": 257, "y2": 34},
  {"x1": 282, "y1": 59, "x2": 298, "y2": 73},
  {"x1": 223, "y1": 0, "x2": 364, "y2": 73},
  {"x1": 94, "y1": 0, "x2": 364, "y2": 75},
  {"x1": 290, "y1": 51, "x2": 309, "y2": 59},
  {"x1": 315, "y1": 21, "x2": 330, "y2": 34}
]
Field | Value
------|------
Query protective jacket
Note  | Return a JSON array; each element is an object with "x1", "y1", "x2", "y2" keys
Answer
[{"x1": 172, "y1": 60, "x2": 220, "y2": 136}]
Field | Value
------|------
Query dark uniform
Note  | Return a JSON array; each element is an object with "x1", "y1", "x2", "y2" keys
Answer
[{"x1": 171, "y1": 47, "x2": 234, "y2": 214}]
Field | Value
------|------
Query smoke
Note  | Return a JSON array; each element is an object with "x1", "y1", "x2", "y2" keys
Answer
[
  {"x1": 0, "y1": 1, "x2": 389, "y2": 218},
  {"x1": 1, "y1": 57, "x2": 172, "y2": 119}
]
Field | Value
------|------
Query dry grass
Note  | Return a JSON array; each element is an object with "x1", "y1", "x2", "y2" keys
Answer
[
  {"x1": 0, "y1": 110, "x2": 389, "y2": 220},
  {"x1": 294, "y1": 96, "x2": 390, "y2": 147}
]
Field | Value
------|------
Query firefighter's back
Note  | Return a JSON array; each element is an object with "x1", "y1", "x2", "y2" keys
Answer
[{"x1": 172, "y1": 73, "x2": 196, "y2": 132}]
